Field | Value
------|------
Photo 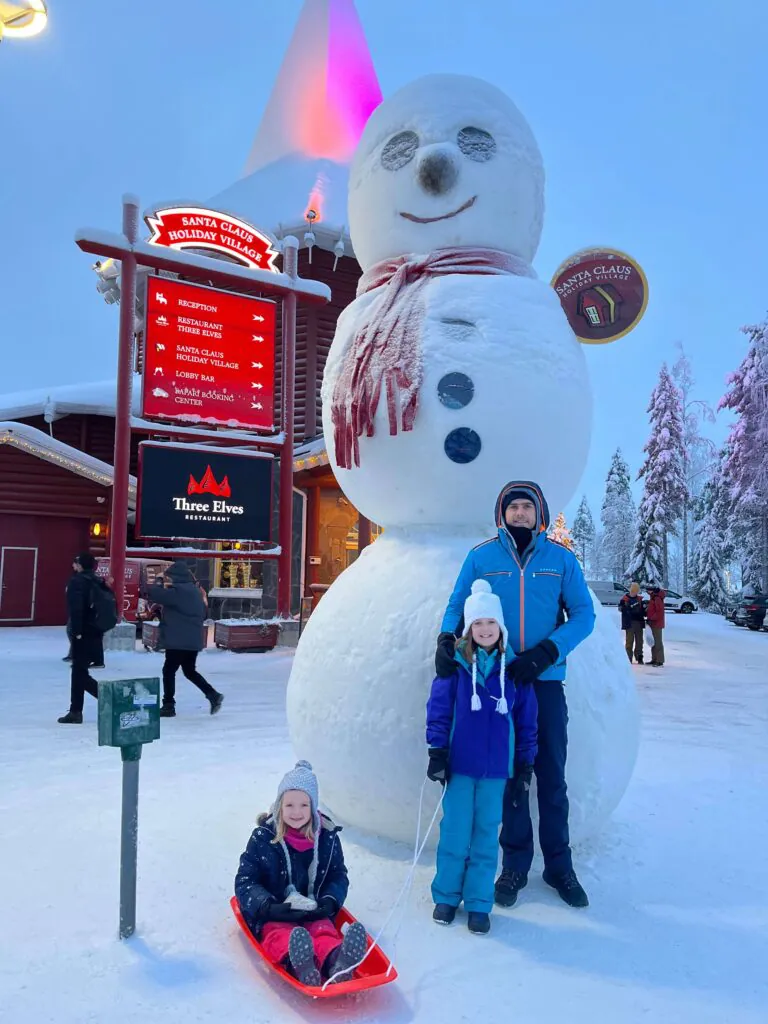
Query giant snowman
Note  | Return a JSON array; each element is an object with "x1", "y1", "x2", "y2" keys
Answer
[{"x1": 287, "y1": 74, "x2": 639, "y2": 845}]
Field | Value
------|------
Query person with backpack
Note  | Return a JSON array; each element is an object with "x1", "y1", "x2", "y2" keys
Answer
[{"x1": 58, "y1": 553, "x2": 117, "y2": 724}]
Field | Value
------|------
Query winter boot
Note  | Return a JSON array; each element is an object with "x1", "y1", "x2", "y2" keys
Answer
[
  {"x1": 432, "y1": 903, "x2": 457, "y2": 926},
  {"x1": 159, "y1": 702, "x2": 176, "y2": 718},
  {"x1": 467, "y1": 912, "x2": 491, "y2": 935},
  {"x1": 543, "y1": 869, "x2": 589, "y2": 908},
  {"x1": 494, "y1": 869, "x2": 528, "y2": 908},
  {"x1": 57, "y1": 711, "x2": 83, "y2": 724},
  {"x1": 208, "y1": 692, "x2": 224, "y2": 715},
  {"x1": 287, "y1": 927, "x2": 322, "y2": 987},
  {"x1": 324, "y1": 922, "x2": 367, "y2": 983}
]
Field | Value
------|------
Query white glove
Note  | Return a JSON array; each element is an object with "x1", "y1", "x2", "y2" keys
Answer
[{"x1": 284, "y1": 887, "x2": 317, "y2": 913}]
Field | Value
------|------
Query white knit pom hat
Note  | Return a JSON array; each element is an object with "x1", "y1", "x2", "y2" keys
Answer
[{"x1": 463, "y1": 579, "x2": 510, "y2": 716}]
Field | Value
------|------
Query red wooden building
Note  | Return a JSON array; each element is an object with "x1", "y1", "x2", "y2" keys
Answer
[{"x1": 0, "y1": 0, "x2": 381, "y2": 626}]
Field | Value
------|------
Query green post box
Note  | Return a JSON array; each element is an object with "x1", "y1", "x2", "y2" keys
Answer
[
  {"x1": 97, "y1": 677, "x2": 160, "y2": 940},
  {"x1": 98, "y1": 677, "x2": 160, "y2": 753}
]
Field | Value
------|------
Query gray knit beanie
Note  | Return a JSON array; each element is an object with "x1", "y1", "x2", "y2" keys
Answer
[{"x1": 275, "y1": 760, "x2": 320, "y2": 827}]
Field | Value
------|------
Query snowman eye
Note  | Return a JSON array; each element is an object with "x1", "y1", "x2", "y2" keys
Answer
[
  {"x1": 381, "y1": 131, "x2": 419, "y2": 171},
  {"x1": 457, "y1": 127, "x2": 496, "y2": 162}
]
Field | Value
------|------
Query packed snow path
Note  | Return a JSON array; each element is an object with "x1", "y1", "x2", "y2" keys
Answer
[{"x1": 1, "y1": 614, "x2": 766, "y2": 1023}]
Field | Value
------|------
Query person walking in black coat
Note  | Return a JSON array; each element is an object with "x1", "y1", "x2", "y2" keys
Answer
[
  {"x1": 147, "y1": 562, "x2": 223, "y2": 717},
  {"x1": 58, "y1": 553, "x2": 113, "y2": 724},
  {"x1": 619, "y1": 583, "x2": 646, "y2": 664}
]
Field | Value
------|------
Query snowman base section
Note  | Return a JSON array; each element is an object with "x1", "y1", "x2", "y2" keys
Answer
[{"x1": 286, "y1": 529, "x2": 639, "y2": 848}]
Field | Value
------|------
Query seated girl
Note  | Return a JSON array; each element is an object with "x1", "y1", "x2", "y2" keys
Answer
[{"x1": 235, "y1": 761, "x2": 366, "y2": 986}]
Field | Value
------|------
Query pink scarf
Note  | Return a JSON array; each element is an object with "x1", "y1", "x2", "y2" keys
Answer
[
  {"x1": 284, "y1": 826, "x2": 314, "y2": 852},
  {"x1": 330, "y1": 247, "x2": 536, "y2": 469}
]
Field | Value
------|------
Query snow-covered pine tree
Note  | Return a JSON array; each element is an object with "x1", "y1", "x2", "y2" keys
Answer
[
  {"x1": 601, "y1": 449, "x2": 636, "y2": 580},
  {"x1": 549, "y1": 512, "x2": 574, "y2": 550},
  {"x1": 627, "y1": 499, "x2": 665, "y2": 584},
  {"x1": 672, "y1": 345, "x2": 717, "y2": 593},
  {"x1": 635, "y1": 363, "x2": 688, "y2": 585},
  {"x1": 690, "y1": 479, "x2": 728, "y2": 610},
  {"x1": 719, "y1": 316, "x2": 768, "y2": 589},
  {"x1": 572, "y1": 495, "x2": 596, "y2": 566}
]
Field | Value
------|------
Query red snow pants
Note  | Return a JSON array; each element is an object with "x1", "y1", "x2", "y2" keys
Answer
[{"x1": 260, "y1": 919, "x2": 342, "y2": 967}]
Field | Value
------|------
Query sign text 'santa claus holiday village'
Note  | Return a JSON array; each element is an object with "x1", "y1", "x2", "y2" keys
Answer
[
  {"x1": 145, "y1": 207, "x2": 279, "y2": 272},
  {"x1": 141, "y1": 278, "x2": 276, "y2": 431},
  {"x1": 551, "y1": 248, "x2": 648, "y2": 345}
]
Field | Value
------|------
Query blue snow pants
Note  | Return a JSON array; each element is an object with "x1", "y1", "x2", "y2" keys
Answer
[
  {"x1": 432, "y1": 774, "x2": 507, "y2": 913},
  {"x1": 500, "y1": 680, "x2": 572, "y2": 876}
]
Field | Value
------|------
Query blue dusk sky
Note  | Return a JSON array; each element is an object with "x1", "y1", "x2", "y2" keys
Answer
[{"x1": 2, "y1": 0, "x2": 766, "y2": 519}]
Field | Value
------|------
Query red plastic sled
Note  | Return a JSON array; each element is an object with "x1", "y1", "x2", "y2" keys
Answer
[{"x1": 230, "y1": 896, "x2": 398, "y2": 999}]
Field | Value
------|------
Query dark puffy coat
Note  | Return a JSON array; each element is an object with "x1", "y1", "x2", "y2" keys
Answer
[
  {"x1": 235, "y1": 814, "x2": 349, "y2": 932},
  {"x1": 66, "y1": 571, "x2": 110, "y2": 637},
  {"x1": 147, "y1": 567, "x2": 206, "y2": 651},
  {"x1": 619, "y1": 594, "x2": 646, "y2": 630}
]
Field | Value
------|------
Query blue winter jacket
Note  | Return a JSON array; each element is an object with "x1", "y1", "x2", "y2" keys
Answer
[
  {"x1": 441, "y1": 481, "x2": 596, "y2": 682},
  {"x1": 234, "y1": 814, "x2": 349, "y2": 932},
  {"x1": 426, "y1": 645, "x2": 538, "y2": 779}
]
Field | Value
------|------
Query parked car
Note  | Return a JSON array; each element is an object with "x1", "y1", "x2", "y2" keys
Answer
[
  {"x1": 658, "y1": 589, "x2": 698, "y2": 614},
  {"x1": 587, "y1": 580, "x2": 629, "y2": 606},
  {"x1": 743, "y1": 593, "x2": 768, "y2": 631}
]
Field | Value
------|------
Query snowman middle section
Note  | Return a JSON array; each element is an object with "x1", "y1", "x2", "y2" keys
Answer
[{"x1": 321, "y1": 271, "x2": 593, "y2": 531}]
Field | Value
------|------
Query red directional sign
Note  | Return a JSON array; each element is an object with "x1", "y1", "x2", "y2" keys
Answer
[{"x1": 141, "y1": 278, "x2": 276, "y2": 431}]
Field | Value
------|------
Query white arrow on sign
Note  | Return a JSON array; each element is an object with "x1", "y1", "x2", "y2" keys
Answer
[
  {"x1": 251, "y1": 382, "x2": 264, "y2": 389},
  {"x1": 252, "y1": 335, "x2": 264, "y2": 342},
  {"x1": 252, "y1": 314, "x2": 265, "y2": 322},
  {"x1": 251, "y1": 361, "x2": 263, "y2": 369},
  {"x1": 251, "y1": 402, "x2": 263, "y2": 410}
]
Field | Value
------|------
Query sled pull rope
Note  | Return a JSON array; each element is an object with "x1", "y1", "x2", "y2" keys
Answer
[{"x1": 322, "y1": 776, "x2": 444, "y2": 990}]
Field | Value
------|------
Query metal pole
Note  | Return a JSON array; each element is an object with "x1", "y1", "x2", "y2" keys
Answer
[
  {"x1": 119, "y1": 744, "x2": 142, "y2": 939},
  {"x1": 109, "y1": 195, "x2": 139, "y2": 619},
  {"x1": 277, "y1": 237, "x2": 298, "y2": 619}
]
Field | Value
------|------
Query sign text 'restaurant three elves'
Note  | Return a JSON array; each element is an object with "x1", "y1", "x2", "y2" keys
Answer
[{"x1": 145, "y1": 207, "x2": 279, "y2": 272}]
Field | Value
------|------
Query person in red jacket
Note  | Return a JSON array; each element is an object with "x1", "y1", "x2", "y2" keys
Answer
[{"x1": 646, "y1": 584, "x2": 666, "y2": 667}]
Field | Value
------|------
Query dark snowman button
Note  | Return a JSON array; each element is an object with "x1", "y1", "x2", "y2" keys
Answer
[
  {"x1": 437, "y1": 372, "x2": 474, "y2": 410},
  {"x1": 444, "y1": 428, "x2": 481, "y2": 464}
]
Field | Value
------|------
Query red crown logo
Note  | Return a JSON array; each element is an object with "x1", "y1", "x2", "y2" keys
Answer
[{"x1": 188, "y1": 465, "x2": 231, "y2": 498}]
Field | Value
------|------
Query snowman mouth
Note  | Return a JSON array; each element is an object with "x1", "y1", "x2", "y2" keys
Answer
[{"x1": 400, "y1": 196, "x2": 477, "y2": 224}]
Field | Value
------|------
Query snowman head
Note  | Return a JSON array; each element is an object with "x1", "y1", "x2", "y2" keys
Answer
[{"x1": 348, "y1": 74, "x2": 544, "y2": 272}]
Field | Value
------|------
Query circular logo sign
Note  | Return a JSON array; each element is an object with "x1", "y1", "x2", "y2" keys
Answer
[{"x1": 551, "y1": 248, "x2": 648, "y2": 345}]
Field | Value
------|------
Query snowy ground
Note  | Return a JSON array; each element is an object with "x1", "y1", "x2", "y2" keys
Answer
[{"x1": 1, "y1": 614, "x2": 767, "y2": 1024}]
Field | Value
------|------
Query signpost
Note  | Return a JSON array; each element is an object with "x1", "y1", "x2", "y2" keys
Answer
[
  {"x1": 142, "y1": 278, "x2": 277, "y2": 432},
  {"x1": 76, "y1": 196, "x2": 331, "y2": 619},
  {"x1": 98, "y1": 677, "x2": 161, "y2": 939}
]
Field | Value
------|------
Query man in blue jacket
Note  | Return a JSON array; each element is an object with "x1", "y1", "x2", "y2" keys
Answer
[{"x1": 435, "y1": 481, "x2": 596, "y2": 908}]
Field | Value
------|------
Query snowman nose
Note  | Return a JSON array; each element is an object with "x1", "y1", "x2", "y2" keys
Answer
[{"x1": 417, "y1": 147, "x2": 459, "y2": 196}]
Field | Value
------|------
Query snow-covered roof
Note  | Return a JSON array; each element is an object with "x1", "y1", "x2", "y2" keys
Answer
[
  {"x1": 0, "y1": 421, "x2": 137, "y2": 507},
  {"x1": 0, "y1": 378, "x2": 141, "y2": 423},
  {"x1": 208, "y1": 0, "x2": 381, "y2": 251},
  {"x1": 293, "y1": 434, "x2": 329, "y2": 471}
]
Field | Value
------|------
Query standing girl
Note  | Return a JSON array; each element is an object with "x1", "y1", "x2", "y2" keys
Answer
[
  {"x1": 426, "y1": 579, "x2": 538, "y2": 934},
  {"x1": 234, "y1": 761, "x2": 367, "y2": 987}
]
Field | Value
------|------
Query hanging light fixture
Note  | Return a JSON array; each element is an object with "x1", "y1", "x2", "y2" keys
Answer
[
  {"x1": 0, "y1": 1, "x2": 48, "y2": 41},
  {"x1": 304, "y1": 209, "x2": 317, "y2": 263}
]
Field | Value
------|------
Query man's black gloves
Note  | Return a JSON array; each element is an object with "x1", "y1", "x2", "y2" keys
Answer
[
  {"x1": 507, "y1": 763, "x2": 534, "y2": 808},
  {"x1": 427, "y1": 747, "x2": 450, "y2": 786},
  {"x1": 505, "y1": 640, "x2": 559, "y2": 686},
  {"x1": 435, "y1": 632, "x2": 457, "y2": 677}
]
